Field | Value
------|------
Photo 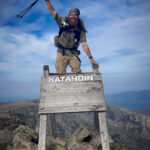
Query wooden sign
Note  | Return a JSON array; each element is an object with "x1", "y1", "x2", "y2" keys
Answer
[
  {"x1": 38, "y1": 65, "x2": 110, "y2": 150},
  {"x1": 39, "y1": 68, "x2": 106, "y2": 114}
]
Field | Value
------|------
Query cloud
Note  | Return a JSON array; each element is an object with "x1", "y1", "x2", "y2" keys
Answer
[
  {"x1": 79, "y1": 0, "x2": 150, "y2": 19},
  {"x1": 0, "y1": 26, "x2": 57, "y2": 80},
  {"x1": 84, "y1": 12, "x2": 150, "y2": 74},
  {"x1": 0, "y1": 0, "x2": 32, "y2": 25}
]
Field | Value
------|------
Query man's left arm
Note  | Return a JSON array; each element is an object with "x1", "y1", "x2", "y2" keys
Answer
[{"x1": 82, "y1": 42, "x2": 99, "y2": 68}]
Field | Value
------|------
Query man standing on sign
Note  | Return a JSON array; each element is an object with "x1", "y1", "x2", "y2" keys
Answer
[{"x1": 45, "y1": 0, "x2": 99, "y2": 73}]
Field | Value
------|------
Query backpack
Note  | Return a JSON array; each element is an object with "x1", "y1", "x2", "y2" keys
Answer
[{"x1": 54, "y1": 18, "x2": 81, "y2": 55}]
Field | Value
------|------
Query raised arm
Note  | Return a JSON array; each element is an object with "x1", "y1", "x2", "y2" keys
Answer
[
  {"x1": 45, "y1": 0, "x2": 56, "y2": 17},
  {"x1": 82, "y1": 42, "x2": 99, "y2": 68}
]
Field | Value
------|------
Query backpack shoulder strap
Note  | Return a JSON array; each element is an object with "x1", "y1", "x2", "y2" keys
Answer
[
  {"x1": 73, "y1": 27, "x2": 81, "y2": 49},
  {"x1": 58, "y1": 17, "x2": 69, "y2": 37}
]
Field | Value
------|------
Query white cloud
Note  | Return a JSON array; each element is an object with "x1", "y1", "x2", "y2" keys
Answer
[
  {"x1": 80, "y1": 2, "x2": 108, "y2": 18},
  {"x1": 83, "y1": 12, "x2": 150, "y2": 75},
  {"x1": 0, "y1": 26, "x2": 57, "y2": 80},
  {"x1": 79, "y1": 0, "x2": 150, "y2": 19},
  {"x1": 88, "y1": 14, "x2": 150, "y2": 54}
]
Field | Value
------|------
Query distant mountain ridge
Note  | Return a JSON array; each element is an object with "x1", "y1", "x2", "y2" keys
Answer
[
  {"x1": 106, "y1": 90, "x2": 150, "y2": 110},
  {"x1": 0, "y1": 99, "x2": 150, "y2": 150},
  {"x1": 1, "y1": 90, "x2": 150, "y2": 111}
]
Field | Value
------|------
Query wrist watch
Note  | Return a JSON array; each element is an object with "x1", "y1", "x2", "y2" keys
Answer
[{"x1": 89, "y1": 56, "x2": 93, "y2": 59}]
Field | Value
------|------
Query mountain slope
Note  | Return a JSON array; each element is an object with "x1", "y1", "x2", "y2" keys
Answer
[{"x1": 0, "y1": 99, "x2": 150, "y2": 150}]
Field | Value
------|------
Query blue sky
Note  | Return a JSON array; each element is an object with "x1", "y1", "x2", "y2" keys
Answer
[{"x1": 0, "y1": 0, "x2": 150, "y2": 101}]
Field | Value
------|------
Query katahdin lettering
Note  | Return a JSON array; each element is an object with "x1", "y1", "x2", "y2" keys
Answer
[{"x1": 48, "y1": 75, "x2": 93, "y2": 83}]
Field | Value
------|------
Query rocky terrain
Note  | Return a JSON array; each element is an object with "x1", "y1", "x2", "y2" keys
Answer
[
  {"x1": 0, "y1": 99, "x2": 150, "y2": 150},
  {"x1": 0, "y1": 119, "x2": 125, "y2": 150}
]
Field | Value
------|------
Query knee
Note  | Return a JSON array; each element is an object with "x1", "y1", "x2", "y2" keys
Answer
[
  {"x1": 55, "y1": 52, "x2": 68, "y2": 74},
  {"x1": 70, "y1": 58, "x2": 81, "y2": 73},
  {"x1": 55, "y1": 62, "x2": 66, "y2": 74},
  {"x1": 72, "y1": 67, "x2": 81, "y2": 73}
]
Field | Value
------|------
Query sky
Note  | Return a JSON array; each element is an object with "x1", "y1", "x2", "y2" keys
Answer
[{"x1": 0, "y1": 0, "x2": 150, "y2": 102}]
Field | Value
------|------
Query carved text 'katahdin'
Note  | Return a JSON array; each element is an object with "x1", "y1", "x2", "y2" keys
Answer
[{"x1": 48, "y1": 75, "x2": 93, "y2": 83}]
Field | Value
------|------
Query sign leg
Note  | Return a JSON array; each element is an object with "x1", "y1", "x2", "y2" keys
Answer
[
  {"x1": 94, "y1": 112, "x2": 99, "y2": 131},
  {"x1": 98, "y1": 112, "x2": 110, "y2": 150},
  {"x1": 38, "y1": 115, "x2": 47, "y2": 150},
  {"x1": 50, "y1": 113, "x2": 57, "y2": 138}
]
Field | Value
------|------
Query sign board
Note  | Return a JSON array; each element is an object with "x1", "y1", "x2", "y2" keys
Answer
[{"x1": 39, "y1": 72, "x2": 106, "y2": 114}]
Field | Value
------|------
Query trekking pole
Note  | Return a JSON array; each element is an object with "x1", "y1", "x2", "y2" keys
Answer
[{"x1": 17, "y1": 0, "x2": 39, "y2": 19}]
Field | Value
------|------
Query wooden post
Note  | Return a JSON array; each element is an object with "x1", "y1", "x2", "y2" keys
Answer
[
  {"x1": 38, "y1": 115, "x2": 47, "y2": 150},
  {"x1": 98, "y1": 112, "x2": 110, "y2": 150},
  {"x1": 93, "y1": 64, "x2": 100, "y2": 131},
  {"x1": 93, "y1": 64, "x2": 110, "y2": 150},
  {"x1": 94, "y1": 112, "x2": 99, "y2": 131},
  {"x1": 92, "y1": 64, "x2": 99, "y2": 73},
  {"x1": 43, "y1": 65, "x2": 49, "y2": 78},
  {"x1": 50, "y1": 114, "x2": 57, "y2": 138},
  {"x1": 43, "y1": 65, "x2": 57, "y2": 138}
]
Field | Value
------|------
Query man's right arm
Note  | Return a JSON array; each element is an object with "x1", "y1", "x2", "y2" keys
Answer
[{"x1": 45, "y1": 0, "x2": 56, "y2": 17}]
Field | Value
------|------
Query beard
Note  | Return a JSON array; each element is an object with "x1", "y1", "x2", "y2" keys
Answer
[{"x1": 68, "y1": 17, "x2": 78, "y2": 27}]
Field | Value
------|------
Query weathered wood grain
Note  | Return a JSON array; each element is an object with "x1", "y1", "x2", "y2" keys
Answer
[
  {"x1": 50, "y1": 114, "x2": 57, "y2": 138},
  {"x1": 39, "y1": 72, "x2": 106, "y2": 114},
  {"x1": 39, "y1": 105, "x2": 105, "y2": 114},
  {"x1": 94, "y1": 112, "x2": 99, "y2": 131},
  {"x1": 98, "y1": 112, "x2": 110, "y2": 150},
  {"x1": 38, "y1": 115, "x2": 47, "y2": 150}
]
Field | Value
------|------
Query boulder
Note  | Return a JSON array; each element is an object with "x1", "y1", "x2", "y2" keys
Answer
[
  {"x1": 13, "y1": 125, "x2": 38, "y2": 143},
  {"x1": 55, "y1": 137, "x2": 67, "y2": 146},
  {"x1": 89, "y1": 129, "x2": 101, "y2": 149},
  {"x1": 0, "y1": 115, "x2": 25, "y2": 149},
  {"x1": 6, "y1": 125, "x2": 38, "y2": 150},
  {"x1": 46, "y1": 136, "x2": 67, "y2": 150},
  {"x1": 67, "y1": 128, "x2": 97, "y2": 150},
  {"x1": 55, "y1": 144, "x2": 67, "y2": 150},
  {"x1": 12, "y1": 133, "x2": 37, "y2": 150},
  {"x1": 76, "y1": 128, "x2": 91, "y2": 142},
  {"x1": 68, "y1": 127, "x2": 91, "y2": 143},
  {"x1": 68, "y1": 142, "x2": 95, "y2": 150}
]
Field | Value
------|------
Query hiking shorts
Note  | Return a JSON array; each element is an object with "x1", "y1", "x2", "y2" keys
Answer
[{"x1": 55, "y1": 52, "x2": 81, "y2": 74}]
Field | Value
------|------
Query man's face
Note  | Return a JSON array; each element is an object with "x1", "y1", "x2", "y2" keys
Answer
[{"x1": 69, "y1": 13, "x2": 78, "y2": 26}]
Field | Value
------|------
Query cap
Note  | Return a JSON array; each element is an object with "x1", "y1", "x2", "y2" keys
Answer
[{"x1": 69, "y1": 8, "x2": 80, "y2": 16}]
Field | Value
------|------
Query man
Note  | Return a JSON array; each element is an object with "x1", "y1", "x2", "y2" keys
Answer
[{"x1": 45, "y1": 0, "x2": 99, "y2": 73}]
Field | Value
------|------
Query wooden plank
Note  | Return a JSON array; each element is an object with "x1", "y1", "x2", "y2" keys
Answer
[
  {"x1": 39, "y1": 104, "x2": 105, "y2": 114},
  {"x1": 40, "y1": 83, "x2": 103, "y2": 95},
  {"x1": 38, "y1": 115, "x2": 47, "y2": 150},
  {"x1": 98, "y1": 112, "x2": 110, "y2": 150},
  {"x1": 39, "y1": 98, "x2": 105, "y2": 107}
]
